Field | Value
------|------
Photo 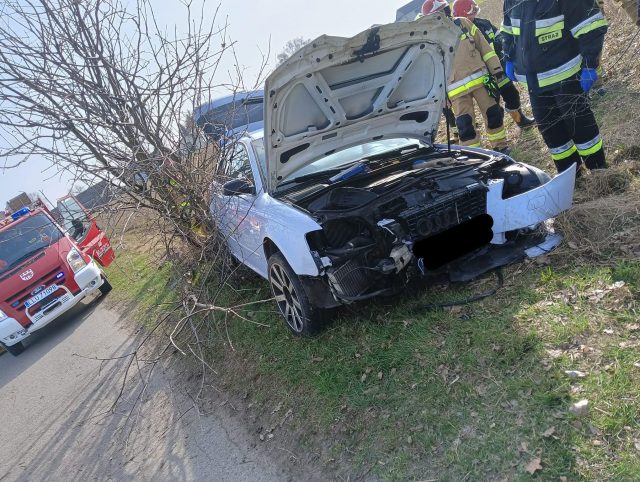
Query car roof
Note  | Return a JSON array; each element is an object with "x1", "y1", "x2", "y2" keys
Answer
[{"x1": 193, "y1": 90, "x2": 264, "y2": 122}]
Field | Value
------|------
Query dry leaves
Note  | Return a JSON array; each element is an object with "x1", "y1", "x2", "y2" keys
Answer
[
  {"x1": 569, "y1": 399, "x2": 590, "y2": 417},
  {"x1": 525, "y1": 457, "x2": 543, "y2": 475}
]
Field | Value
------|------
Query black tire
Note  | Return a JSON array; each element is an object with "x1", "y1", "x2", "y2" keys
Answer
[
  {"x1": 99, "y1": 277, "x2": 113, "y2": 295},
  {"x1": 267, "y1": 252, "x2": 327, "y2": 337},
  {"x1": 3, "y1": 341, "x2": 25, "y2": 356}
]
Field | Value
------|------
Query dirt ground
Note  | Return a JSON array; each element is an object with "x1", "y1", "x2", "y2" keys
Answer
[{"x1": 0, "y1": 297, "x2": 326, "y2": 482}]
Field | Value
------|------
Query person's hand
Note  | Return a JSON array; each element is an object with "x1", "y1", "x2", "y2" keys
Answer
[
  {"x1": 580, "y1": 68, "x2": 599, "y2": 92},
  {"x1": 505, "y1": 61, "x2": 516, "y2": 82}
]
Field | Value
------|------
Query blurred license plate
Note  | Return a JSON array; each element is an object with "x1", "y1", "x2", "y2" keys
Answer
[{"x1": 25, "y1": 285, "x2": 59, "y2": 308}]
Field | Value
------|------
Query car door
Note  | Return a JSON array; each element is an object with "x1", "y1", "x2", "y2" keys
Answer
[
  {"x1": 216, "y1": 142, "x2": 265, "y2": 272},
  {"x1": 56, "y1": 195, "x2": 116, "y2": 267}
]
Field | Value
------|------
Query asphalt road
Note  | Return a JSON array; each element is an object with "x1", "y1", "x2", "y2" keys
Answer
[{"x1": 0, "y1": 296, "x2": 297, "y2": 482}]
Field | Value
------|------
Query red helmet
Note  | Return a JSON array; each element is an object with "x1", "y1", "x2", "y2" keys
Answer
[
  {"x1": 421, "y1": 0, "x2": 450, "y2": 16},
  {"x1": 452, "y1": 0, "x2": 479, "y2": 18}
]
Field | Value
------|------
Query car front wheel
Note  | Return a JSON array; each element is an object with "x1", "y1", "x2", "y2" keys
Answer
[
  {"x1": 99, "y1": 277, "x2": 112, "y2": 295},
  {"x1": 268, "y1": 253, "x2": 326, "y2": 337},
  {"x1": 2, "y1": 341, "x2": 25, "y2": 356}
]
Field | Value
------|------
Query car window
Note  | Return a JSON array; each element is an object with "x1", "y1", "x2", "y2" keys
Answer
[
  {"x1": 224, "y1": 143, "x2": 254, "y2": 182},
  {"x1": 251, "y1": 139, "x2": 267, "y2": 182},
  {"x1": 57, "y1": 197, "x2": 90, "y2": 242}
]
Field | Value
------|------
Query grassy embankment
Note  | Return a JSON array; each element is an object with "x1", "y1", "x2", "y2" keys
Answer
[{"x1": 104, "y1": 3, "x2": 640, "y2": 479}]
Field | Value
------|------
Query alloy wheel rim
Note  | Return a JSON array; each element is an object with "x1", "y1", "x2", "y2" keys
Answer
[{"x1": 270, "y1": 263, "x2": 304, "y2": 333}]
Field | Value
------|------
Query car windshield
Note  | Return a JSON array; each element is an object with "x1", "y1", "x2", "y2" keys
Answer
[
  {"x1": 254, "y1": 138, "x2": 420, "y2": 188},
  {"x1": 0, "y1": 213, "x2": 64, "y2": 275}
]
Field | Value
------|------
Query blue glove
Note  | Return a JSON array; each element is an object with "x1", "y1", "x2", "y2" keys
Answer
[
  {"x1": 505, "y1": 61, "x2": 516, "y2": 82},
  {"x1": 580, "y1": 68, "x2": 598, "y2": 92}
]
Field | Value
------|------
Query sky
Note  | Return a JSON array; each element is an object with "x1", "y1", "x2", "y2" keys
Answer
[{"x1": 0, "y1": 0, "x2": 400, "y2": 209}]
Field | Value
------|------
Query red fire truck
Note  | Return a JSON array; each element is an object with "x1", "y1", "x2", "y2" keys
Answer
[{"x1": 0, "y1": 200, "x2": 114, "y2": 356}]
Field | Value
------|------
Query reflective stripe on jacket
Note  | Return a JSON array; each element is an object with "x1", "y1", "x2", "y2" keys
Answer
[
  {"x1": 502, "y1": 0, "x2": 608, "y2": 92},
  {"x1": 447, "y1": 17, "x2": 504, "y2": 99},
  {"x1": 473, "y1": 17, "x2": 504, "y2": 62}
]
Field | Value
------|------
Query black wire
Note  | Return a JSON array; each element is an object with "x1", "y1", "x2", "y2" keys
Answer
[
  {"x1": 414, "y1": 267, "x2": 504, "y2": 312},
  {"x1": 443, "y1": 51, "x2": 452, "y2": 154}
]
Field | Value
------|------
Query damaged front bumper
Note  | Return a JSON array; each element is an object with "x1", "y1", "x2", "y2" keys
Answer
[
  {"x1": 487, "y1": 163, "x2": 576, "y2": 244},
  {"x1": 316, "y1": 164, "x2": 575, "y2": 303},
  {"x1": 425, "y1": 164, "x2": 574, "y2": 282},
  {"x1": 427, "y1": 164, "x2": 575, "y2": 281}
]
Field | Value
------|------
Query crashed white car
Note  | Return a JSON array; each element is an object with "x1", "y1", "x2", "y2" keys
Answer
[{"x1": 210, "y1": 16, "x2": 575, "y2": 336}]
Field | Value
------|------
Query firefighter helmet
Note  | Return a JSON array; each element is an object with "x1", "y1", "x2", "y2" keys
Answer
[
  {"x1": 452, "y1": 0, "x2": 479, "y2": 18},
  {"x1": 421, "y1": 0, "x2": 450, "y2": 16}
]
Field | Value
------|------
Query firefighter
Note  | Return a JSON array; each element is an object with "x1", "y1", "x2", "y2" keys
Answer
[
  {"x1": 452, "y1": 0, "x2": 535, "y2": 129},
  {"x1": 502, "y1": 0, "x2": 608, "y2": 174},
  {"x1": 419, "y1": 0, "x2": 510, "y2": 152}
]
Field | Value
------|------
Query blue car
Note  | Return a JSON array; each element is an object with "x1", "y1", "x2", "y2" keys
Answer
[{"x1": 194, "y1": 90, "x2": 264, "y2": 143}]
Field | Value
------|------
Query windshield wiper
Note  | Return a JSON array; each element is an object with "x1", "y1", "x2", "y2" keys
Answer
[{"x1": 276, "y1": 167, "x2": 346, "y2": 189}]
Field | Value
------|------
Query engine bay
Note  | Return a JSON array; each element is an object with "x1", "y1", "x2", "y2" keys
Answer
[{"x1": 277, "y1": 146, "x2": 551, "y2": 303}]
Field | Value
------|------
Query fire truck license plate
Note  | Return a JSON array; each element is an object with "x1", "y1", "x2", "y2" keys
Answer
[{"x1": 24, "y1": 285, "x2": 59, "y2": 308}]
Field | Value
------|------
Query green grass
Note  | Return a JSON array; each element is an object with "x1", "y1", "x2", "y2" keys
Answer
[
  {"x1": 103, "y1": 245, "x2": 177, "y2": 320},
  {"x1": 107, "y1": 239, "x2": 640, "y2": 481},
  {"x1": 195, "y1": 259, "x2": 640, "y2": 480},
  {"x1": 106, "y1": 87, "x2": 640, "y2": 479}
]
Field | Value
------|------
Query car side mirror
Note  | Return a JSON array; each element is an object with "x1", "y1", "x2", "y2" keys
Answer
[{"x1": 223, "y1": 178, "x2": 255, "y2": 196}]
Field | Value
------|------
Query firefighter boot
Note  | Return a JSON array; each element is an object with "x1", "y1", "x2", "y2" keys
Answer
[{"x1": 510, "y1": 109, "x2": 535, "y2": 129}]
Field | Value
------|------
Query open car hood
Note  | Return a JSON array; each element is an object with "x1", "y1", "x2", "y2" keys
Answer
[{"x1": 264, "y1": 15, "x2": 459, "y2": 192}]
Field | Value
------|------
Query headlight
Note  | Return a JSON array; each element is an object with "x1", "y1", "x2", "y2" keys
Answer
[
  {"x1": 66, "y1": 249, "x2": 87, "y2": 273},
  {"x1": 0, "y1": 309, "x2": 7, "y2": 321}
]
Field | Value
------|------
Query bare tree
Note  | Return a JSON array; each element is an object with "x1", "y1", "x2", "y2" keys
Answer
[
  {"x1": 71, "y1": 184, "x2": 86, "y2": 196},
  {"x1": 276, "y1": 37, "x2": 311, "y2": 65},
  {"x1": 0, "y1": 0, "x2": 267, "y2": 251},
  {"x1": 0, "y1": 0, "x2": 275, "y2": 411}
]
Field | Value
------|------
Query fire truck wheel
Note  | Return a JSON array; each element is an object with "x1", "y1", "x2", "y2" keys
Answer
[
  {"x1": 99, "y1": 277, "x2": 113, "y2": 295},
  {"x1": 2, "y1": 341, "x2": 25, "y2": 356}
]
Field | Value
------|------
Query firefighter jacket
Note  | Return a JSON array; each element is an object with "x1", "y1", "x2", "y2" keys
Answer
[
  {"x1": 473, "y1": 17, "x2": 505, "y2": 62},
  {"x1": 448, "y1": 17, "x2": 505, "y2": 100},
  {"x1": 501, "y1": 0, "x2": 608, "y2": 92}
]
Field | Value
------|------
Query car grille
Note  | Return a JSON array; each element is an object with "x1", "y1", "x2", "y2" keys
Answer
[
  {"x1": 27, "y1": 285, "x2": 69, "y2": 317},
  {"x1": 400, "y1": 183, "x2": 487, "y2": 239},
  {"x1": 31, "y1": 292, "x2": 73, "y2": 323},
  {"x1": 5, "y1": 266, "x2": 65, "y2": 307},
  {"x1": 327, "y1": 259, "x2": 373, "y2": 298}
]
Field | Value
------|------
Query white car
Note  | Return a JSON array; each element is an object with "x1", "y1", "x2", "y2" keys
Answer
[{"x1": 210, "y1": 16, "x2": 575, "y2": 336}]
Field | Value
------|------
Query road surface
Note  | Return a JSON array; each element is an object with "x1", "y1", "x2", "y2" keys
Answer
[{"x1": 0, "y1": 296, "x2": 300, "y2": 481}]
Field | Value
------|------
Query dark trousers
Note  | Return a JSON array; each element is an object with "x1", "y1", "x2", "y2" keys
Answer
[{"x1": 530, "y1": 79, "x2": 606, "y2": 173}]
